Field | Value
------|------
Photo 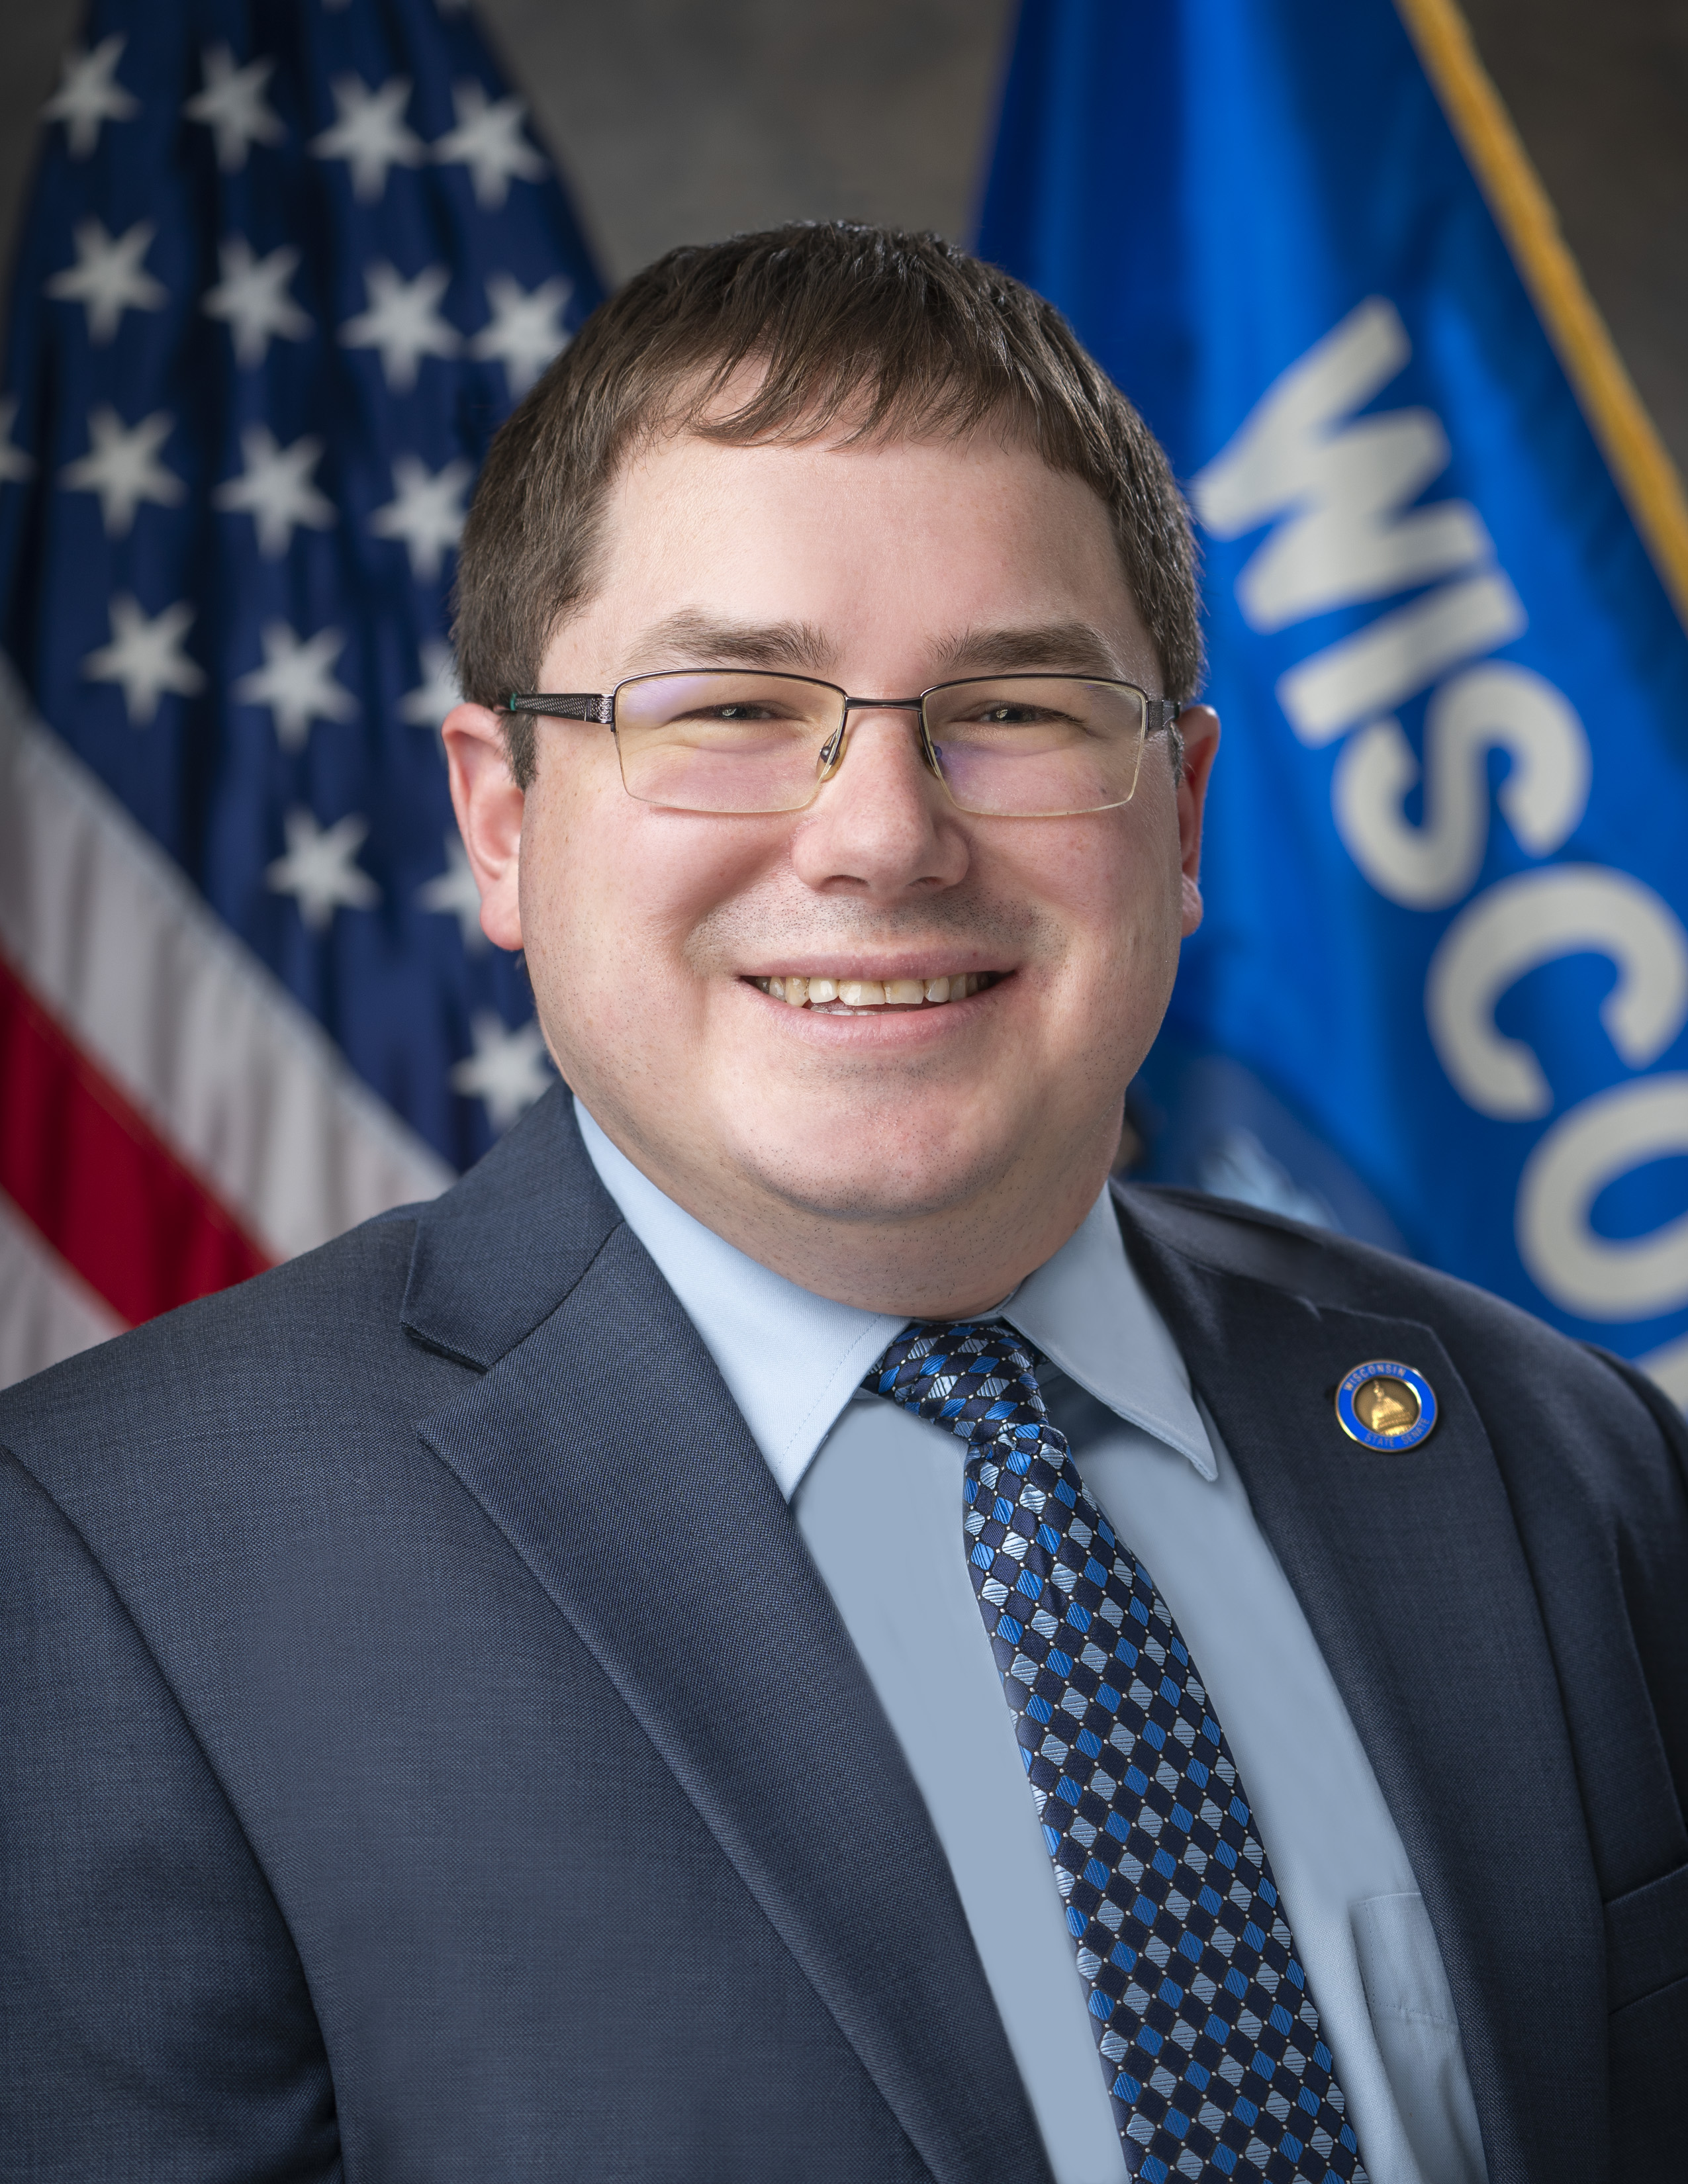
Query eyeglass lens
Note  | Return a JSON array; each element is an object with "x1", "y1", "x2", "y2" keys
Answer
[{"x1": 610, "y1": 671, "x2": 1149, "y2": 817}]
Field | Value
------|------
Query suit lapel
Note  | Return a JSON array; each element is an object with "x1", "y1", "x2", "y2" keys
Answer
[
  {"x1": 1115, "y1": 1191, "x2": 1603, "y2": 2184},
  {"x1": 405, "y1": 1096, "x2": 1051, "y2": 2184}
]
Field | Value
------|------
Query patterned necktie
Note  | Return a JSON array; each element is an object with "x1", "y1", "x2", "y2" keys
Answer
[{"x1": 868, "y1": 1320, "x2": 1365, "y2": 2184}]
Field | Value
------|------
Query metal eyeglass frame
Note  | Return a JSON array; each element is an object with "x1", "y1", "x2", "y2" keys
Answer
[{"x1": 500, "y1": 671, "x2": 1186, "y2": 810}]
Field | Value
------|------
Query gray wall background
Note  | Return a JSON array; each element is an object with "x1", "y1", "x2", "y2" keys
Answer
[{"x1": 3, "y1": 1, "x2": 1685, "y2": 477}]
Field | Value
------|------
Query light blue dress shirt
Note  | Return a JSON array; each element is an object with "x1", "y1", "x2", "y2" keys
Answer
[{"x1": 577, "y1": 1099, "x2": 1487, "y2": 2184}]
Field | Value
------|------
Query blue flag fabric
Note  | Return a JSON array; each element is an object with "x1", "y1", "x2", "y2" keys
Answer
[
  {"x1": 0, "y1": 0, "x2": 602, "y2": 1177},
  {"x1": 980, "y1": 0, "x2": 1688, "y2": 1398}
]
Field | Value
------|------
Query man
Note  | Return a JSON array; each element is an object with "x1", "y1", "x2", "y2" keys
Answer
[{"x1": 3, "y1": 224, "x2": 1684, "y2": 2184}]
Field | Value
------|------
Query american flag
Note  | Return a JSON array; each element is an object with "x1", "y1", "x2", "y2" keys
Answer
[{"x1": 0, "y1": 0, "x2": 603, "y2": 1387}]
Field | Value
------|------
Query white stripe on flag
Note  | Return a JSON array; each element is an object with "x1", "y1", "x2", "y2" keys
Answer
[
  {"x1": 0, "y1": 1185, "x2": 123, "y2": 1388},
  {"x1": 0, "y1": 660, "x2": 453, "y2": 1261}
]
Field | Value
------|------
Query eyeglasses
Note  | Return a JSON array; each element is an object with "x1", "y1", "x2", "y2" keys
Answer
[{"x1": 501, "y1": 670, "x2": 1184, "y2": 818}]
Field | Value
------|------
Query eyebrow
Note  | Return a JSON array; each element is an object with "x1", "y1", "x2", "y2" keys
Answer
[
  {"x1": 929, "y1": 622, "x2": 1127, "y2": 679},
  {"x1": 622, "y1": 612, "x2": 839, "y2": 676},
  {"x1": 616, "y1": 612, "x2": 1131, "y2": 686}
]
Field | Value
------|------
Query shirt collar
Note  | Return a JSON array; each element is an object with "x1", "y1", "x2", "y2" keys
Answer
[
  {"x1": 575, "y1": 1095, "x2": 1215, "y2": 1498},
  {"x1": 1004, "y1": 1185, "x2": 1215, "y2": 1479}
]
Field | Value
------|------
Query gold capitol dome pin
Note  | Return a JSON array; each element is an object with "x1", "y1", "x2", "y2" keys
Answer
[{"x1": 1335, "y1": 1360, "x2": 1438, "y2": 1451}]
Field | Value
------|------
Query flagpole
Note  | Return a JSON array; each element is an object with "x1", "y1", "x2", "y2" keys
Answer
[{"x1": 1395, "y1": 0, "x2": 1688, "y2": 637}]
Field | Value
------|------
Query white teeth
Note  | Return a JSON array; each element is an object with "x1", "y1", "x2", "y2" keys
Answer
[{"x1": 752, "y1": 971, "x2": 992, "y2": 1009}]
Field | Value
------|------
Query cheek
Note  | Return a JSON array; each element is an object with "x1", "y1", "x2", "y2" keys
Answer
[
  {"x1": 1028, "y1": 809, "x2": 1183, "y2": 982},
  {"x1": 519, "y1": 780, "x2": 775, "y2": 1018},
  {"x1": 517, "y1": 795, "x2": 594, "y2": 979},
  {"x1": 516, "y1": 778, "x2": 640, "y2": 1061}
]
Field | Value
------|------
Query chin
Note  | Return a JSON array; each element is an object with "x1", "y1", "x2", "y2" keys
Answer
[{"x1": 733, "y1": 1117, "x2": 1015, "y2": 1227}]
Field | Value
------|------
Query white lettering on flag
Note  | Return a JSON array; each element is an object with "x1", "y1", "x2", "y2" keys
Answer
[
  {"x1": 1196, "y1": 289, "x2": 1688, "y2": 1388},
  {"x1": 1425, "y1": 866, "x2": 1688, "y2": 1119},
  {"x1": 1331, "y1": 662, "x2": 1588, "y2": 909},
  {"x1": 1275, "y1": 570, "x2": 1524, "y2": 745},
  {"x1": 1193, "y1": 297, "x2": 1491, "y2": 631},
  {"x1": 1517, "y1": 1076, "x2": 1688, "y2": 1319}
]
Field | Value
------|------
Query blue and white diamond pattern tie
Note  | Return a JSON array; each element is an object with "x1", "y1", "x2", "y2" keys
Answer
[{"x1": 868, "y1": 1321, "x2": 1365, "y2": 2184}]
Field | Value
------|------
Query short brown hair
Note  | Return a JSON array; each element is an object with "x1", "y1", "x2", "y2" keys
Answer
[{"x1": 453, "y1": 222, "x2": 1202, "y2": 787}]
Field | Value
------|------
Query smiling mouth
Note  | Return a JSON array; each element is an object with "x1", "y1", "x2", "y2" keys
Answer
[{"x1": 747, "y1": 972, "x2": 1003, "y2": 1013}]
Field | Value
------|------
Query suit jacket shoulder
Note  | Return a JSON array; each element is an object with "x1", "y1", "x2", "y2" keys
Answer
[{"x1": 0, "y1": 1079, "x2": 624, "y2": 1475}]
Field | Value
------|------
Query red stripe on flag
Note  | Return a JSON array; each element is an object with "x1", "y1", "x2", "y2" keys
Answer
[{"x1": 0, "y1": 950, "x2": 272, "y2": 1326}]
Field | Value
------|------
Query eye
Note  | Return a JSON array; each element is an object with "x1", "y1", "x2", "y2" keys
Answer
[
  {"x1": 946, "y1": 701, "x2": 1085, "y2": 732},
  {"x1": 972, "y1": 702, "x2": 1062, "y2": 726},
  {"x1": 670, "y1": 700, "x2": 801, "y2": 727}
]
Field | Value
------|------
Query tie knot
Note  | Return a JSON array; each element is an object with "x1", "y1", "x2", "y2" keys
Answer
[{"x1": 868, "y1": 1318, "x2": 1050, "y2": 1444}]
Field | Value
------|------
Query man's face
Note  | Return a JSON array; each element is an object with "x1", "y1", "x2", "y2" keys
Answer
[{"x1": 447, "y1": 419, "x2": 1217, "y2": 1308}]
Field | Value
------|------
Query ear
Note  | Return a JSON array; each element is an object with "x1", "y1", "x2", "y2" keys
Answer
[
  {"x1": 443, "y1": 702, "x2": 525, "y2": 951},
  {"x1": 1172, "y1": 704, "x2": 1221, "y2": 936}
]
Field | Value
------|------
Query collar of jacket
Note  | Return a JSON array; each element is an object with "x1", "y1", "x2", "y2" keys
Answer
[
  {"x1": 403, "y1": 1085, "x2": 1055, "y2": 2184},
  {"x1": 400, "y1": 1084, "x2": 626, "y2": 1369}
]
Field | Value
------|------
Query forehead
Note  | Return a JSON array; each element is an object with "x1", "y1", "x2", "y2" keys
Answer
[{"x1": 568, "y1": 424, "x2": 1152, "y2": 677}]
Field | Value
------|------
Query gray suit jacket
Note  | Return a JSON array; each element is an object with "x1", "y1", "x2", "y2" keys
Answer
[{"x1": 2, "y1": 1087, "x2": 1684, "y2": 2182}]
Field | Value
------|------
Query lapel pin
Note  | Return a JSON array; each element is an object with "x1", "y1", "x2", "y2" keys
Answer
[{"x1": 1335, "y1": 1360, "x2": 1438, "y2": 1451}]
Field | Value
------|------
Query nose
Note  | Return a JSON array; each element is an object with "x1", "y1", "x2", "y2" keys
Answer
[{"x1": 788, "y1": 704, "x2": 970, "y2": 898}]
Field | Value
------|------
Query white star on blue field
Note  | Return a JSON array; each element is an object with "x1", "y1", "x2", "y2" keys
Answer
[{"x1": 3, "y1": 1, "x2": 600, "y2": 1162}]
